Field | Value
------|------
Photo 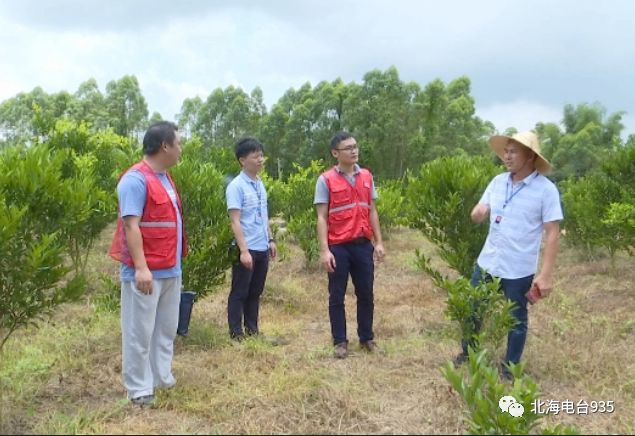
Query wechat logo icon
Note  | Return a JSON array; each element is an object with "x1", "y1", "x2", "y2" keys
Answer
[{"x1": 499, "y1": 395, "x2": 524, "y2": 417}]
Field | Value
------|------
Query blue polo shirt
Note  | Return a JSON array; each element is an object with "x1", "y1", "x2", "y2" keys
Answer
[
  {"x1": 117, "y1": 169, "x2": 183, "y2": 282},
  {"x1": 226, "y1": 171, "x2": 270, "y2": 251},
  {"x1": 476, "y1": 170, "x2": 563, "y2": 279}
]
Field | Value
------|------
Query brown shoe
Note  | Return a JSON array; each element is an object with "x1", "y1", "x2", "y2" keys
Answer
[
  {"x1": 334, "y1": 342, "x2": 348, "y2": 359},
  {"x1": 360, "y1": 340, "x2": 384, "y2": 354},
  {"x1": 452, "y1": 351, "x2": 468, "y2": 367}
]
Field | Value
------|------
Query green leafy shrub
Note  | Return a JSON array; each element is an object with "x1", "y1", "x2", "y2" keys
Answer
[
  {"x1": 284, "y1": 161, "x2": 325, "y2": 219},
  {"x1": 93, "y1": 273, "x2": 122, "y2": 314},
  {"x1": 376, "y1": 178, "x2": 408, "y2": 236},
  {"x1": 0, "y1": 145, "x2": 74, "y2": 235},
  {"x1": 86, "y1": 129, "x2": 139, "y2": 191},
  {"x1": 2, "y1": 120, "x2": 135, "y2": 276},
  {"x1": 560, "y1": 142, "x2": 635, "y2": 264},
  {"x1": 287, "y1": 209, "x2": 320, "y2": 266},
  {"x1": 275, "y1": 161, "x2": 325, "y2": 268},
  {"x1": 561, "y1": 173, "x2": 625, "y2": 262},
  {"x1": 442, "y1": 349, "x2": 579, "y2": 435},
  {"x1": 599, "y1": 141, "x2": 635, "y2": 195},
  {"x1": 171, "y1": 151, "x2": 234, "y2": 298},
  {"x1": 45, "y1": 118, "x2": 138, "y2": 189},
  {"x1": 62, "y1": 153, "x2": 115, "y2": 274},
  {"x1": 0, "y1": 200, "x2": 85, "y2": 350},
  {"x1": 261, "y1": 172, "x2": 288, "y2": 219},
  {"x1": 428, "y1": 273, "x2": 516, "y2": 354},
  {"x1": 596, "y1": 143, "x2": 635, "y2": 256},
  {"x1": 183, "y1": 136, "x2": 240, "y2": 176},
  {"x1": 0, "y1": 127, "x2": 127, "y2": 349},
  {"x1": 406, "y1": 155, "x2": 498, "y2": 278},
  {"x1": 0, "y1": 145, "x2": 114, "y2": 274},
  {"x1": 602, "y1": 202, "x2": 635, "y2": 255}
]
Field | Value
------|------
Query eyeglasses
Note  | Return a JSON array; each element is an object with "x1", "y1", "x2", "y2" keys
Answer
[{"x1": 336, "y1": 144, "x2": 358, "y2": 152}]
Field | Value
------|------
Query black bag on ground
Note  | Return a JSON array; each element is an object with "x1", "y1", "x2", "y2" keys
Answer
[{"x1": 177, "y1": 290, "x2": 196, "y2": 336}]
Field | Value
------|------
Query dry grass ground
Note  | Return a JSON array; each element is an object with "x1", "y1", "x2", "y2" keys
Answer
[{"x1": 1, "y1": 227, "x2": 633, "y2": 434}]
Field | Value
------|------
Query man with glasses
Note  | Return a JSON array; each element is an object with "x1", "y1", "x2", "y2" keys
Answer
[
  {"x1": 225, "y1": 137, "x2": 277, "y2": 341},
  {"x1": 314, "y1": 131, "x2": 386, "y2": 359}
]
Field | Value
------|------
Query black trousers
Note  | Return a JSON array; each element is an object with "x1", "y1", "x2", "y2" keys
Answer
[
  {"x1": 228, "y1": 249, "x2": 269, "y2": 337},
  {"x1": 327, "y1": 239, "x2": 375, "y2": 344}
]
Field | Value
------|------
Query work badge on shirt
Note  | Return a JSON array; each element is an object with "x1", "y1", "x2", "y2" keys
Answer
[
  {"x1": 489, "y1": 206, "x2": 506, "y2": 247},
  {"x1": 492, "y1": 207, "x2": 504, "y2": 225}
]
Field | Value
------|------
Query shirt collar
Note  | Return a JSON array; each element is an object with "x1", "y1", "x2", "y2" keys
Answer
[
  {"x1": 335, "y1": 164, "x2": 361, "y2": 175},
  {"x1": 239, "y1": 170, "x2": 260, "y2": 184},
  {"x1": 508, "y1": 170, "x2": 539, "y2": 186}
]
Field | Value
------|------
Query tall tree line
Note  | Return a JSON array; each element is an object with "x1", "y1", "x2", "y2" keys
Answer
[
  {"x1": 0, "y1": 75, "x2": 149, "y2": 142},
  {"x1": 536, "y1": 102, "x2": 628, "y2": 182},
  {"x1": 1, "y1": 67, "x2": 630, "y2": 181},
  {"x1": 178, "y1": 67, "x2": 495, "y2": 180}
]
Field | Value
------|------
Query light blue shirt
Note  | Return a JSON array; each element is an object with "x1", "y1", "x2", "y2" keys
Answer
[
  {"x1": 117, "y1": 170, "x2": 183, "y2": 282},
  {"x1": 476, "y1": 171, "x2": 563, "y2": 279},
  {"x1": 314, "y1": 164, "x2": 378, "y2": 204},
  {"x1": 226, "y1": 171, "x2": 270, "y2": 251}
]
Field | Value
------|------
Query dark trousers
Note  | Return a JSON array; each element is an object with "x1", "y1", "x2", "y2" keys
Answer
[
  {"x1": 462, "y1": 266, "x2": 532, "y2": 365},
  {"x1": 228, "y1": 249, "x2": 269, "y2": 337},
  {"x1": 328, "y1": 240, "x2": 375, "y2": 345}
]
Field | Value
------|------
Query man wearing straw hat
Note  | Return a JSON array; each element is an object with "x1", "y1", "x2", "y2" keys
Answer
[{"x1": 453, "y1": 131, "x2": 563, "y2": 380}]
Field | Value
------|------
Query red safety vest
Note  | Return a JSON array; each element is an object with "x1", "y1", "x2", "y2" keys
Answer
[
  {"x1": 323, "y1": 166, "x2": 375, "y2": 245},
  {"x1": 108, "y1": 160, "x2": 187, "y2": 270}
]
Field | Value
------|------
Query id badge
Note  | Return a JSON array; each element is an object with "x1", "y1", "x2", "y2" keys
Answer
[
  {"x1": 492, "y1": 207, "x2": 504, "y2": 225},
  {"x1": 255, "y1": 210, "x2": 263, "y2": 225}
]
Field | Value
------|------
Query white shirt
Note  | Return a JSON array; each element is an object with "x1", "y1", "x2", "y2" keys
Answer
[{"x1": 476, "y1": 171, "x2": 563, "y2": 279}]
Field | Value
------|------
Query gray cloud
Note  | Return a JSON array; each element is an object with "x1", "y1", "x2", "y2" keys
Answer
[
  {"x1": 0, "y1": 0, "x2": 228, "y2": 31},
  {"x1": 0, "y1": 0, "x2": 633, "y2": 134}
]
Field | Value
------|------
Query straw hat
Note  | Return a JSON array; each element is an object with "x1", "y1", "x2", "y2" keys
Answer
[{"x1": 489, "y1": 131, "x2": 552, "y2": 175}]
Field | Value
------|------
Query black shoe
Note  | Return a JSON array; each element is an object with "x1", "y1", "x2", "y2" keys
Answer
[
  {"x1": 452, "y1": 352, "x2": 468, "y2": 367},
  {"x1": 230, "y1": 332, "x2": 245, "y2": 342},
  {"x1": 500, "y1": 362, "x2": 513, "y2": 382},
  {"x1": 360, "y1": 340, "x2": 385, "y2": 354},
  {"x1": 245, "y1": 328, "x2": 260, "y2": 337}
]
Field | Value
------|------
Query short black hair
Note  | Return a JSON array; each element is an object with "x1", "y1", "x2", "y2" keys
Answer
[
  {"x1": 143, "y1": 121, "x2": 178, "y2": 156},
  {"x1": 330, "y1": 131, "x2": 353, "y2": 150},
  {"x1": 235, "y1": 137, "x2": 264, "y2": 160}
]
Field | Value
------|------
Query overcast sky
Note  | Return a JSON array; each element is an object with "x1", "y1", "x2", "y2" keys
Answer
[{"x1": 1, "y1": 0, "x2": 634, "y2": 136}]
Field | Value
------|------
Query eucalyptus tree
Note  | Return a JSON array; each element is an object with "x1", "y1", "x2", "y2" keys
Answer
[{"x1": 104, "y1": 75, "x2": 149, "y2": 138}]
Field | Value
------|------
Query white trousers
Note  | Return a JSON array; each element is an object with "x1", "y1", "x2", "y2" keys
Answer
[{"x1": 121, "y1": 276, "x2": 181, "y2": 399}]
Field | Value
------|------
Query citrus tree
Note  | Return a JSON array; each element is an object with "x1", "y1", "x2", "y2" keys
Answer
[
  {"x1": 171, "y1": 144, "x2": 235, "y2": 298},
  {"x1": 406, "y1": 154, "x2": 499, "y2": 278}
]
